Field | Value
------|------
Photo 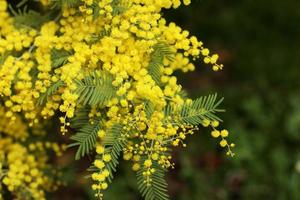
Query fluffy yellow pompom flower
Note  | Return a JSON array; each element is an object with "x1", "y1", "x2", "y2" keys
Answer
[
  {"x1": 220, "y1": 139, "x2": 228, "y2": 147},
  {"x1": 211, "y1": 130, "x2": 220, "y2": 138},
  {"x1": 221, "y1": 129, "x2": 229, "y2": 137},
  {"x1": 144, "y1": 159, "x2": 153, "y2": 168}
]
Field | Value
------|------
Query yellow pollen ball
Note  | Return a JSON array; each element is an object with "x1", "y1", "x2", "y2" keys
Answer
[
  {"x1": 183, "y1": 0, "x2": 191, "y2": 5},
  {"x1": 221, "y1": 130, "x2": 229, "y2": 137},
  {"x1": 96, "y1": 146, "x2": 105, "y2": 154},
  {"x1": 220, "y1": 139, "x2": 227, "y2": 147},
  {"x1": 202, "y1": 119, "x2": 210, "y2": 127},
  {"x1": 144, "y1": 159, "x2": 152, "y2": 168},
  {"x1": 103, "y1": 154, "x2": 111, "y2": 162},
  {"x1": 98, "y1": 130, "x2": 105, "y2": 138},
  {"x1": 211, "y1": 130, "x2": 220, "y2": 138},
  {"x1": 94, "y1": 160, "x2": 105, "y2": 169},
  {"x1": 101, "y1": 183, "x2": 108, "y2": 190},
  {"x1": 211, "y1": 121, "x2": 219, "y2": 127},
  {"x1": 132, "y1": 163, "x2": 140, "y2": 171}
]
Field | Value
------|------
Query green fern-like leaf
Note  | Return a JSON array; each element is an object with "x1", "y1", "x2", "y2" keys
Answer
[
  {"x1": 180, "y1": 93, "x2": 224, "y2": 125},
  {"x1": 88, "y1": 29, "x2": 111, "y2": 44},
  {"x1": 9, "y1": 6, "x2": 51, "y2": 29},
  {"x1": 16, "y1": 0, "x2": 29, "y2": 8},
  {"x1": 87, "y1": 124, "x2": 125, "y2": 182},
  {"x1": 137, "y1": 161, "x2": 170, "y2": 200},
  {"x1": 50, "y1": 0, "x2": 81, "y2": 8},
  {"x1": 51, "y1": 48, "x2": 73, "y2": 68},
  {"x1": 102, "y1": 124, "x2": 125, "y2": 182},
  {"x1": 0, "y1": 52, "x2": 9, "y2": 65},
  {"x1": 37, "y1": 80, "x2": 64, "y2": 105},
  {"x1": 148, "y1": 42, "x2": 174, "y2": 85},
  {"x1": 163, "y1": 103, "x2": 173, "y2": 118},
  {"x1": 144, "y1": 100, "x2": 155, "y2": 119},
  {"x1": 70, "y1": 107, "x2": 91, "y2": 129},
  {"x1": 111, "y1": 0, "x2": 127, "y2": 16},
  {"x1": 177, "y1": 89, "x2": 188, "y2": 99},
  {"x1": 70, "y1": 120, "x2": 102, "y2": 160},
  {"x1": 164, "y1": 93, "x2": 224, "y2": 125},
  {"x1": 89, "y1": 1, "x2": 101, "y2": 20},
  {"x1": 74, "y1": 72, "x2": 116, "y2": 106}
]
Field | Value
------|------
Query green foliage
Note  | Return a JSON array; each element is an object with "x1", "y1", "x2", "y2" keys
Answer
[
  {"x1": 101, "y1": 124, "x2": 125, "y2": 182},
  {"x1": 137, "y1": 161, "x2": 169, "y2": 200},
  {"x1": 148, "y1": 42, "x2": 174, "y2": 84},
  {"x1": 163, "y1": 104, "x2": 173, "y2": 118},
  {"x1": 50, "y1": 0, "x2": 81, "y2": 8},
  {"x1": 144, "y1": 100, "x2": 155, "y2": 119},
  {"x1": 111, "y1": 0, "x2": 127, "y2": 16},
  {"x1": 87, "y1": 0, "x2": 127, "y2": 19},
  {"x1": 0, "y1": 52, "x2": 9, "y2": 65},
  {"x1": 70, "y1": 107, "x2": 91, "y2": 129},
  {"x1": 164, "y1": 93, "x2": 224, "y2": 126},
  {"x1": 86, "y1": 123, "x2": 125, "y2": 187},
  {"x1": 74, "y1": 72, "x2": 116, "y2": 106},
  {"x1": 70, "y1": 120, "x2": 102, "y2": 160},
  {"x1": 89, "y1": 1, "x2": 101, "y2": 20},
  {"x1": 177, "y1": 89, "x2": 188, "y2": 99},
  {"x1": 51, "y1": 48, "x2": 73, "y2": 68},
  {"x1": 179, "y1": 93, "x2": 224, "y2": 125},
  {"x1": 37, "y1": 80, "x2": 64, "y2": 105},
  {"x1": 9, "y1": 7, "x2": 50, "y2": 29},
  {"x1": 15, "y1": 0, "x2": 30, "y2": 8},
  {"x1": 88, "y1": 29, "x2": 111, "y2": 44}
]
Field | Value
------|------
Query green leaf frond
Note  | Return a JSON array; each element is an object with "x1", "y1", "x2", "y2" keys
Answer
[
  {"x1": 165, "y1": 93, "x2": 224, "y2": 125},
  {"x1": 148, "y1": 42, "x2": 174, "y2": 85},
  {"x1": 37, "y1": 80, "x2": 64, "y2": 105},
  {"x1": 89, "y1": 1, "x2": 101, "y2": 20},
  {"x1": 74, "y1": 71, "x2": 117, "y2": 106},
  {"x1": 144, "y1": 100, "x2": 155, "y2": 119},
  {"x1": 87, "y1": 123, "x2": 125, "y2": 182},
  {"x1": 69, "y1": 106, "x2": 91, "y2": 129},
  {"x1": 0, "y1": 52, "x2": 9, "y2": 65},
  {"x1": 70, "y1": 119, "x2": 102, "y2": 160},
  {"x1": 15, "y1": 0, "x2": 29, "y2": 8},
  {"x1": 163, "y1": 103, "x2": 173, "y2": 118},
  {"x1": 111, "y1": 0, "x2": 128, "y2": 16},
  {"x1": 9, "y1": 6, "x2": 51, "y2": 29},
  {"x1": 50, "y1": 0, "x2": 81, "y2": 8},
  {"x1": 177, "y1": 89, "x2": 188, "y2": 99},
  {"x1": 101, "y1": 123, "x2": 126, "y2": 182},
  {"x1": 88, "y1": 28, "x2": 111, "y2": 44},
  {"x1": 137, "y1": 161, "x2": 170, "y2": 200},
  {"x1": 51, "y1": 48, "x2": 73, "y2": 68}
]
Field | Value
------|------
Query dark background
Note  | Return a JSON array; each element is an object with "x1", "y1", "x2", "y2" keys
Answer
[{"x1": 11, "y1": 0, "x2": 300, "y2": 199}]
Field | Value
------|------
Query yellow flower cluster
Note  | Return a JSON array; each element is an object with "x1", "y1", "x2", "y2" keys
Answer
[
  {"x1": 0, "y1": 108, "x2": 65, "y2": 199},
  {"x1": 0, "y1": 3, "x2": 65, "y2": 195},
  {"x1": 0, "y1": 0, "x2": 234, "y2": 199},
  {"x1": 1, "y1": 142, "x2": 58, "y2": 199}
]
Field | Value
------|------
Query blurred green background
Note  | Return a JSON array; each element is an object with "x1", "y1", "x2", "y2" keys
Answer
[
  {"x1": 165, "y1": 0, "x2": 300, "y2": 199},
  {"x1": 52, "y1": 0, "x2": 300, "y2": 199}
]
